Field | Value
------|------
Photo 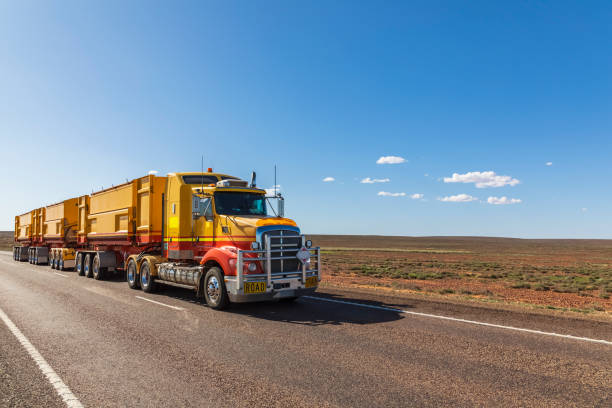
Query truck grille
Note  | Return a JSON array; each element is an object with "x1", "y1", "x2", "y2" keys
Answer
[{"x1": 262, "y1": 229, "x2": 301, "y2": 273}]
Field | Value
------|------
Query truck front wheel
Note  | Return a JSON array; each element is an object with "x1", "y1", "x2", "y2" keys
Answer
[{"x1": 204, "y1": 267, "x2": 229, "y2": 310}]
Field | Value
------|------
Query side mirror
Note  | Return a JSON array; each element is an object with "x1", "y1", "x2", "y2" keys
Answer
[{"x1": 277, "y1": 196, "x2": 284, "y2": 218}]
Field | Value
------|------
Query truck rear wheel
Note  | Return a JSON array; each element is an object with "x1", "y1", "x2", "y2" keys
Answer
[
  {"x1": 76, "y1": 253, "x2": 84, "y2": 276},
  {"x1": 50, "y1": 252, "x2": 56, "y2": 269},
  {"x1": 140, "y1": 261, "x2": 157, "y2": 293},
  {"x1": 92, "y1": 254, "x2": 105, "y2": 280},
  {"x1": 58, "y1": 253, "x2": 64, "y2": 271},
  {"x1": 126, "y1": 258, "x2": 139, "y2": 289},
  {"x1": 204, "y1": 267, "x2": 229, "y2": 310},
  {"x1": 84, "y1": 254, "x2": 93, "y2": 278}
]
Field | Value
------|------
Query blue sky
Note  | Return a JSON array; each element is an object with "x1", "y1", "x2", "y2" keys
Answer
[{"x1": 0, "y1": 1, "x2": 610, "y2": 237}]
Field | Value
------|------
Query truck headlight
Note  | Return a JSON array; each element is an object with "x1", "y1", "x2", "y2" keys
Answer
[{"x1": 247, "y1": 262, "x2": 257, "y2": 272}]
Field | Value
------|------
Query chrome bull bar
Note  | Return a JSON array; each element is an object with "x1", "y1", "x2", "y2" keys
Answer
[{"x1": 236, "y1": 235, "x2": 321, "y2": 291}]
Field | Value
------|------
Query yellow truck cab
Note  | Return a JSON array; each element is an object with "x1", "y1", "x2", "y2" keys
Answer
[{"x1": 130, "y1": 171, "x2": 320, "y2": 309}]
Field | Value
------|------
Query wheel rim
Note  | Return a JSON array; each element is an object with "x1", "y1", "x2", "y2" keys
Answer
[
  {"x1": 141, "y1": 269, "x2": 148, "y2": 286},
  {"x1": 60, "y1": 259, "x2": 64, "y2": 269},
  {"x1": 127, "y1": 263, "x2": 135, "y2": 284},
  {"x1": 76, "y1": 256, "x2": 81, "y2": 272},
  {"x1": 207, "y1": 276, "x2": 220, "y2": 303}
]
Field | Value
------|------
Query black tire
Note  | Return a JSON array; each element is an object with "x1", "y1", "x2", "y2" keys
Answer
[
  {"x1": 58, "y1": 253, "x2": 64, "y2": 271},
  {"x1": 92, "y1": 254, "x2": 105, "y2": 280},
  {"x1": 278, "y1": 296, "x2": 299, "y2": 303},
  {"x1": 76, "y1": 253, "x2": 84, "y2": 276},
  {"x1": 126, "y1": 258, "x2": 139, "y2": 289},
  {"x1": 140, "y1": 261, "x2": 157, "y2": 293},
  {"x1": 84, "y1": 254, "x2": 93, "y2": 278},
  {"x1": 50, "y1": 252, "x2": 56, "y2": 269},
  {"x1": 203, "y1": 267, "x2": 229, "y2": 310}
]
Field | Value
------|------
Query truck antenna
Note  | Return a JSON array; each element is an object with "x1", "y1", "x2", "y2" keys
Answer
[
  {"x1": 200, "y1": 155, "x2": 204, "y2": 194},
  {"x1": 274, "y1": 165, "x2": 277, "y2": 196}
]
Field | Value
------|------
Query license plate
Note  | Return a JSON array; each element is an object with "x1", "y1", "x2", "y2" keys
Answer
[
  {"x1": 244, "y1": 281, "x2": 266, "y2": 294},
  {"x1": 305, "y1": 276, "x2": 318, "y2": 288}
]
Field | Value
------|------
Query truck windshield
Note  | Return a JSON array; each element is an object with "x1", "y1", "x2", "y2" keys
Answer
[{"x1": 214, "y1": 192, "x2": 267, "y2": 216}]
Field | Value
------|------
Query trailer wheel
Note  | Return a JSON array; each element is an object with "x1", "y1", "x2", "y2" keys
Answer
[
  {"x1": 49, "y1": 252, "x2": 55, "y2": 269},
  {"x1": 126, "y1": 258, "x2": 139, "y2": 289},
  {"x1": 92, "y1": 254, "x2": 105, "y2": 280},
  {"x1": 76, "y1": 253, "x2": 84, "y2": 276},
  {"x1": 58, "y1": 253, "x2": 65, "y2": 271},
  {"x1": 140, "y1": 261, "x2": 157, "y2": 293},
  {"x1": 204, "y1": 267, "x2": 229, "y2": 310},
  {"x1": 84, "y1": 254, "x2": 93, "y2": 278}
]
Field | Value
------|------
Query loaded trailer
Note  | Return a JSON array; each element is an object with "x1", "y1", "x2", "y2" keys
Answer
[{"x1": 13, "y1": 171, "x2": 320, "y2": 309}]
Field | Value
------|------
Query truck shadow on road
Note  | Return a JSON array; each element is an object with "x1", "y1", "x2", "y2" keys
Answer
[
  {"x1": 229, "y1": 294, "x2": 407, "y2": 326},
  {"x1": 154, "y1": 284, "x2": 406, "y2": 326}
]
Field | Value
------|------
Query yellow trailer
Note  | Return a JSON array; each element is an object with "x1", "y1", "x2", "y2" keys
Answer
[
  {"x1": 43, "y1": 197, "x2": 80, "y2": 270},
  {"x1": 75, "y1": 174, "x2": 166, "y2": 279},
  {"x1": 13, "y1": 211, "x2": 34, "y2": 261}
]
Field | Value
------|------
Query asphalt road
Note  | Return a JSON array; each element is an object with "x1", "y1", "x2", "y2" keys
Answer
[{"x1": 0, "y1": 251, "x2": 610, "y2": 407}]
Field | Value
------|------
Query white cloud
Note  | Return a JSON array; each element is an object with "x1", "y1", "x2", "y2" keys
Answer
[
  {"x1": 361, "y1": 177, "x2": 390, "y2": 184},
  {"x1": 265, "y1": 185, "x2": 281, "y2": 196},
  {"x1": 581, "y1": 208, "x2": 588, "y2": 212},
  {"x1": 546, "y1": 162, "x2": 553, "y2": 166},
  {"x1": 376, "y1": 156, "x2": 406, "y2": 164},
  {"x1": 410, "y1": 193, "x2": 424, "y2": 200},
  {"x1": 438, "y1": 194, "x2": 477, "y2": 202},
  {"x1": 443, "y1": 171, "x2": 520, "y2": 188},
  {"x1": 148, "y1": 170, "x2": 158, "y2": 175},
  {"x1": 487, "y1": 196, "x2": 522, "y2": 205},
  {"x1": 377, "y1": 191, "x2": 406, "y2": 197},
  {"x1": 322, "y1": 177, "x2": 335, "y2": 182}
]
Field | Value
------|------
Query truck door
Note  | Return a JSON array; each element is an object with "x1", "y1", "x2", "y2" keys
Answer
[{"x1": 195, "y1": 196, "x2": 214, "y2": 248}]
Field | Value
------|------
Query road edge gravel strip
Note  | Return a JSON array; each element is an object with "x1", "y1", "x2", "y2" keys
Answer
[{"x1": 0, "y1": 307, "x2": 84, "y2": 408}]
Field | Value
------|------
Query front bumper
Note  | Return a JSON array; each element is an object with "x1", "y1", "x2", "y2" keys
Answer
[
  {"x1": 226, "y1": 234, "x2": 321, "y2": 303},
  {"x1": 227, "y1": 286, "x2": 317, "y2": 303}
]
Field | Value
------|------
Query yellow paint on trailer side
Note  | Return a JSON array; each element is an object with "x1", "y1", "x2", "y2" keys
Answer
[
  {"x1": 44, "y1": 198, "x2": 79, "y2": 242},
  {"x1": 16, "y1": 211, "x2": 34, "y2": 241},
  {"x1": 87, "y1": 175, "x2": 167, "y2": 240},
  {"x1": 77, "y1": 195, "x2": 90, "y2": 240}
]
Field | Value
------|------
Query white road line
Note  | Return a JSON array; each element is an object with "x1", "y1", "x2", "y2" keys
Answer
[
  {"x1": 135, "y1": 296, "x2": 185, "y2": 311},
  {"x1": 303, "y1": 296, "x2": 612, "y2": 346},
  {"x1": 54, "y1": 272, "x2": 69, "y2": 278},
  {"x1": 0, "y1": 307, "x2": 84, "y2": 408}
]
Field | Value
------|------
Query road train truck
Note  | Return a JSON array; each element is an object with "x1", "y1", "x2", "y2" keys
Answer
[{"x1": 13, "y1": 171, "x2": 320, "y2": 309}]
